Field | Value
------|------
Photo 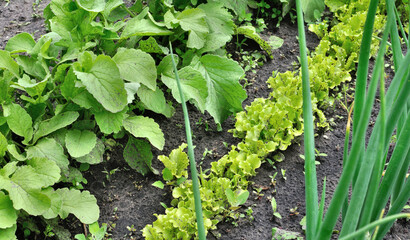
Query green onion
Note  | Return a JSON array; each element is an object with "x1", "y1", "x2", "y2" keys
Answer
[
  {"x1": 169, "y1": 42, "x2": 206, "y2": 240},
  {"x1": 297, "y1": 0, "x2": 410, "y2": 239}
]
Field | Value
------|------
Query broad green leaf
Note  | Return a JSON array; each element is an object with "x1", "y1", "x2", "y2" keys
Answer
[
  {"x1": 15, "y1": 74, "x2": 48, "y2": 99},
  {"x1": 0, "y1": 168, "x2": 50, "y2": 215},
  {"x1": 157, "y1": 53, "x2": 179, "y2": 76},
  {"x1": 27, "y1": 157, "x2": 61, "y2": 187},
  {"x1": 60, "y1": 68, "x2": 81, "y2": 100},
  {"x1": 123, "y1": 138, "x2": 153, "y2": 176},
  {"x1": 123, "y1": 116, "x2": 164, "y2": 150},
  {"x1": 74, "y1": 55, "x2": 127, "y2": 113},
  {"x1": 93, "y1": 109, "x2": 126, "y2": 134},
  {"x1": 0, "y1": 192, "x2": 17, "y2": 229},
  {"x1": 6, "y1": 145, "x2": 26, "y2": 161},
  {"x1": 8, "y1": 165, "x2": 50, "y2": 189},
  {"x1": 137, "y1": 85, "x2": 174, "y2": 118},
  {"x1": 198, "y1": 2, "x2": 234, "y2": 52},
  {"x1": 162, "y1": 168, "x2": 173, "y2": 181},
  {"x1": 152, "y1": 181, "x2": 164, "y2": 189},
  {"x1": 71, "y1": 119, "x2": 96, "y2": 131},
  {"x1": 76, "y1": 0, "x2": 105, "y2": 12},
  {"x1": 0, "y1": 50, "x2": 19, "y2": 78},
  {"x1": 15, "y1": 56, "x2": 48, "y2": 79},
  {"x1": 209, "y1": 0, "x2": 250, "y2": 17},
  {"x1": 33, "y1": 111, "x2": 79, "y2": 143},
  {"x1": 55, "y1": 188, "x2": 99, "y2": 224},
  {"x1": 161, "y1": 65, "x2": 208, "y2": 113},
  {"x1": 5, "y1": 32, "x2": 36, "y2": 53},
  {"x1": 171, "y1": 8, "x2": 209, "y2": 49},
  {"x1": 113, "y1": 48, "x2": 157, "y2": 90},
  {"x1": 121, "y1": 18, "x2": 173, "y2": 38},
  {"x1": 71, "y1": 89, "x2": 104, "y2": 111},
  {"x1": 0, "y1": 162, "x2": 18, "y2": 178},
  {"x1": 3, "y1": 103, "x2": 33, "y2": 144},
  {"x1": 41, "y1": 188, "x2": 62, "y2": 219},
  {"x1": 75, "y1": 139, "x2": 104, "y2": 165},
  {"x1": 0, "y1": 71, "x2": 13, "y2": 103},
  {"x1": 0, "y1": 132, "x2": 7, "y2": 157},
  {"x1": 27, "y1": 103, "x2": 46, "y2": 124},
  {"x1": 302, "y1": 0, "x2": 325, "y2": 22},
  {"x1": 103, "y1": 0, "x2": 124, "y2": 19},
  {"x1": 49, "y1": 0, "x2": 72, "y2": 17},
  {"x1": 65, "y1": 129, "x2": 97, "y2": 158},
  {"x1": 225, "y1": 188, "x2": 249, "y2": 207},
  {"x1": 27, "y1": 138, "x2": 69, "y2": 171},
  {"x1": 0, "y1": 224, "x2": 17, "y2": 240},
  {"x1": 192, "y1": 55, "x2": 246, "y2": 126},
  {"x1": 268, "y1": 35, "x2": 284, "y2": 50}
]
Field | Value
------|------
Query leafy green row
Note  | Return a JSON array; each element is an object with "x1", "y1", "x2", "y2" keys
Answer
[
  {"x1": 142, "y1": 0, "x2": 397, "y2": 239},
  {"x1": 143, "y1": 143, "x2": 264, "y2": 239},
  {"x1": 233, "y1": 0, "x2": 387, "y2": 150},
  {"x1": 0, "y1": 0, "x2": 260, "y2": 238}
]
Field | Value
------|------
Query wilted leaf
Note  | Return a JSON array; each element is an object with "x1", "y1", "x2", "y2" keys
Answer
[{"x1": 123, "y1": 138, "x2": 153, "y2": 176}]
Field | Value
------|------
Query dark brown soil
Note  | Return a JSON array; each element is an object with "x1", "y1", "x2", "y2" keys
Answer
[{"x1": 1, "y1": 1, "x2": 408, "y2": 240}]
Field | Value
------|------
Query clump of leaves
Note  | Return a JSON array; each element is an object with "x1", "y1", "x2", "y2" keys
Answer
[
  {"x1": 143, "y1": 144, "x2": 262, "y2": 239},
  {"x1": 1, "y1": 0, "x2": 276, "y2": 237}
]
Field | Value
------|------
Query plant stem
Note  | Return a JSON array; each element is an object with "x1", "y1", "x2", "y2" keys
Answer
[
  {"x1": 121, "y1": 5, "x2": 136, "y2": 18},
  {"x1": 169, "y1": 42, "x2": 206, "y2": 240},
  {"x1": 339, "y1": 213, "x2": 410, "y2": 240},
  {"x1": 295, "y1": 1, "x2": 318, "y2": 239}
]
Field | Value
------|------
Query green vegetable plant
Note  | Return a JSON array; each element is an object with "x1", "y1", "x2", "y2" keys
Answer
[
  {"x1": 142, "y1": 1, "x2": 391, "y2": 238},
  {"x1": 74, "y1": 222, "x2": 111, "y2": 240},
  {"x1": 0, "y1": 0, "x2": 271, "y2": 237},
  {"x1": 299, "y1": 0, "x2": 410, "y2": 239}
]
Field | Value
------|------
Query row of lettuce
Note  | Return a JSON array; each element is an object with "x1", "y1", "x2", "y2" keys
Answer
[
  {"x1": 141, "y1": 0, "x2": 408, "y2": 239},
  {"x1": 0, "y1": 0, "x2": 274, "y2": 238}
]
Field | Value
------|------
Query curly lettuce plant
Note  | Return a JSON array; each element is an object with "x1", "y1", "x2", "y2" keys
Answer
[{"x1": 0, "y1": 0, "x2": 257, "y2": 238}]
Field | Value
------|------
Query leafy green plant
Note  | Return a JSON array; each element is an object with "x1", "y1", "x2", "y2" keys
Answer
[
  {"x1": 299, "y1": 0, "x2": 410, "y2": 239},
  {"x1": 74, "y1": 222, "x2": 111, "y2": 240},
  {"x1": 0, "y1": 0, "x2": 268, "y2": 237},
  {"x1": 143, "y1": 1, "x2": 406, "y2": 239}
]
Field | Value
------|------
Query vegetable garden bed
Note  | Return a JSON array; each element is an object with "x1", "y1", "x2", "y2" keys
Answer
[{"x1": 0, "y1": 0, "x2": 409, "y2": 239}]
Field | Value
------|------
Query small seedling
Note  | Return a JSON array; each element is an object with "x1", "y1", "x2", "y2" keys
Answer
[
  {"x1": 290, "y1": 207, "x2": 299, "y2": 216},
  {"x1": 252, "y1": 186, "x2": 265, "y2": 199},
  {"x1": 74, "y1": 222, "x2": 111, "y2": 240},
  {"x1": 201, "y1": 148, "x2": 213, "y2": 161},
  {"x1": 246, "y1": 207, "x2": 254, "y2": 221},
  {"x1": 269, "y1": 172, "x2": 278, "y2": 187},
  {"x1": 102, "y1": 168, "x2": 119, "y2": 181},
  {"x1": 269, "y1": 196, "x2": 282, "y2": 220},
  {"x1": 126, "y1": 225, "x2": 137, "y2": 233}
]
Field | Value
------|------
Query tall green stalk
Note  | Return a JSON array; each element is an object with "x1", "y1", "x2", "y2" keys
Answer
[
  {"x1": 295, "y1": 1, "x2": 318, "y2": 239},
  {"x1": 169, "y1": 43, "x2": 206, "y2": 240}
]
